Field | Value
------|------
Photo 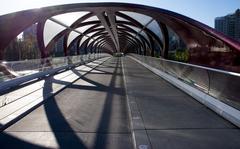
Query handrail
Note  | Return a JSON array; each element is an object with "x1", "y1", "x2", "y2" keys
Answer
[
  {"x1": 129, "y1": 53, "x2": 240, "y2": 110},
  {"x1": 138, "y1": 54, "x2": 240, "y2": 77},
  {"x1": 0, "y1": 53, "x2": 110, "y2": 95}
]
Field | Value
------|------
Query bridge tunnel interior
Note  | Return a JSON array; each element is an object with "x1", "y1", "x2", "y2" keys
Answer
[
  {"x1": 0, "y1": 3, "x2": 240, "y2": 149},
  {"x1": 0, "y1": 3, "x2": 240, "y2": 71}
]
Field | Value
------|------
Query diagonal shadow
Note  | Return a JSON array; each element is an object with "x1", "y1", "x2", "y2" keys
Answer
[
  {"x1": 76, "y1": 69, "x2": 120, "y2": 75},
  {"x1": 70, "y1": 58, "x2": 124, "y2": 148},
  {"x1": 84, "y1": 63, "x2": 116, "y2": 69},
  {"x1": 42, "y1": 77, "x2": 87, "y2": 149},
  {"x1": 0, "y1": 124, "x2": 49, "y2": 148},
  {"x1": 52, "y1": 77, "x2": 123, "y2": 96},
  {"x1": 93, "y1": 58, "x2": 120, "y2": 148},
  {"x1": 71, "y1": 69, "x2": 122, "y2": 95},
  {"x1": 0, "y1": 57, "x2": 126, "y2": 149},
  {"x1": 80, "y1": 65, "x2": 116, "y2": 74}
]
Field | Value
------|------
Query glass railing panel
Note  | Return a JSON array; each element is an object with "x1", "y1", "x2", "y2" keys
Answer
[{"x1": 130, "y1": 53, "x2": 240, "y2": 110}]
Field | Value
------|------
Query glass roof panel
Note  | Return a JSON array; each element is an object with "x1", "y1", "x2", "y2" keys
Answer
[
  {"x1": 94, "y1": 35, "x2": 100, "y2": 39},
  {"x1": 67, "y1": 31, "x2": 81, "y2": 47},
  {"x1": 118, "y1": 30, "x2": 135, "y2": 37},
  {"x1": 139, "y1": 31, "x2": 150, "y2": 42},
  {"x1": 93, "y1": 41, "x2": 98, "y2": 47},
  {"x1": 167, "y1": 26, "x2": 185, "y2": 51},
  {"x1": 95, "y1": 38, "x2": 106, "y2": 46},
  {"x1": 147, "y1": 20, "x2": 163, "y2": 40},
  {"x1": 93, "y1": 38, "x2": 101, "y2": 45},
  {"x1": 76, "y1": 24, "x2": 96, "y2": 33},
  {"x1": 87, "y1": 39, "x2": 94, "y2": 46},
  {"x1": 119, "y1": 11, "x2": 152, "y2": 26},
  {"x1": 82, "y1": 16, "x2": 99, "y2": 23},
  {"x1": 125, "y1": 31, "x2": 136, "y2": 37},
  {"x1": 124, "y1": 24, "x2": 142, "y2": 33},
  {"x1": 86, "y1": 31, "x2": 99, "y2": 37},
  {"x1": 116, "y1": 16, "x2": 129, "y2": 22},
  {"x1": 117, "y1": 25, "x2": 126, "y2": 29},
  {"x1": 52, "y1": 11, "x2": 89, "y2": 26},
  {"x1": 94, "y1": 25, "x2": 104, "y2": 29},
  {"x1": 43, "y1": 19, "x2": 66, "y2": 46},
  {"x1": 79, "y1": 36, "x2": 89, "y2": 46},
  {"x1": 135, "y1": 35, "x2": 142, "y2": 43},
  {"x1": 118, "y1": 29, "x2": 144, "y2": 44},
  {"x1": 123, "y1": 25, "x2": 150, "y2": 43}
]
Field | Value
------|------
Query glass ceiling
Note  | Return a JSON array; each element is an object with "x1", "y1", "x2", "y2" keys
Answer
[
  {"x1": 86, "y1": 30, "x2": 100, "y2": 37},
  {"x1": 124, "y1": 24, "x2": 142, "y2": 33},
  {"x1": 82, "y1": 16, "x2": 99, "y2": 23},
  {"x1": 147, "y1": 20, "x2": 163, "y2": 40},
  {"x1": 123, "y1": 24, "x2": 150, "y2": 42},
  {"x1": 67, "y1": 31, "x2": 80, "y2": 47},
  {"x1": 75, "y1": 24, "x2": 95, "y2": 33},
  {"x1": 79, "y1": 36, "x2": 89, "y2": 47},
  {"x1": 116, "y1": 16, "x2": 130, "y2": 22},
  {"x1": 42, "y1": 9, "x2": 163, "y2": 52},
  {"x1": 52, "y1": 11, "x2": 90, "y2": 26},
  {"x1": 94, "y1": 25, "x2": 105, "y2": 29},
  {"x1": 94, "y1": 35, "x2": 102, "y2": 39},
  {"x1": 87, "y1": 39, "x2": 94, "y2": 46},
  {"x1": 119, "y1": 11, "x2": 153, "y2": 26},
  {"x1": 44, "y1": 19, "x2": 66, "y2": 46}
]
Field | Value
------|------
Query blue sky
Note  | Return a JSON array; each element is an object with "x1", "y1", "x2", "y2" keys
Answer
[{"x1": 1, "y1": 0, "x2": 239, "y2": 27}]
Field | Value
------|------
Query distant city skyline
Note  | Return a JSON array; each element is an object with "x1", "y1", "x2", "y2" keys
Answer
[
  {"x1": 0, "y1": 0, "x2": 239, "y2": 28},
  {"x1": 215, "y1": 9, "x2": 240, "y2": 41}
]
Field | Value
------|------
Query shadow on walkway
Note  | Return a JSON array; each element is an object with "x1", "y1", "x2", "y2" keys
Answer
[{"x1": 0, "y1": 58, "x2": 129, "y2": 149}]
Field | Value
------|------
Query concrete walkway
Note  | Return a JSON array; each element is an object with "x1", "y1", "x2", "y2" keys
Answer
[
  {"x1": 0, "y1": 57, "x2": 132, "y2": 149},
  {"x1": 122, "y1": 57, "x2": 240, "y2": 149},
  {"x1": 0, "y1": 56, "x2": 240, "y2": 149}
]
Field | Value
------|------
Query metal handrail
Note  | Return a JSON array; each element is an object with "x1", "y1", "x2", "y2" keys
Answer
[
  {"x1": 130, "y1": 53, "x2": 240, "y2": 110},
  {"x1": 0, "y1": 53, "x2": 110, "y2": 94}
]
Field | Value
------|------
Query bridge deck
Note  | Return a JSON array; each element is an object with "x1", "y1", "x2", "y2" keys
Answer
[
  {"x1": 0, "y1": 56, "x2": 240, "y2": 149},
  {"x1": 0, "y1": 57, "x2": 132, "y2": 149},
  {"x1": 123, "y1": 57, "x2": 240, "y2": 149}
]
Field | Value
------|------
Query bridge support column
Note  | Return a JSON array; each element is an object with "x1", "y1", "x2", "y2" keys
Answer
[
  {"x1": 159, "y1": 22, "x2": 169, "y2": 58},
  {"x1": 37, "y1": 19, "x2": 49, "y2": 59},
  {"x1": 63, "y1": 35, "x2": 69, "y2": 56},
  {"x1": 37, "y1": 20, "x2": 53, "y2": 68},
  {"x1": 0, "y1": 50, "x2": 4, "y2": 60},
  {"x1": 150, "y1": 38, "x2": 155, "y2": 57}
]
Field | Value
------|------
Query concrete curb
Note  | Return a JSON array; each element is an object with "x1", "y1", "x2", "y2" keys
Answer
[{"x1": 121, "y1": 57, "x2": 152, "y2": 149}]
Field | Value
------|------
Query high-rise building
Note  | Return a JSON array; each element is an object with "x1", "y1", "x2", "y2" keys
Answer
[
  {"x1": 23, "y1": 23, "x2": 37, "y2": 40},
  {"x1": 215, "y1": 9, "x2": 240, "y2": 42},
  {"x1": 53, "y1": 36, "x2": 64, "y2": 57}
]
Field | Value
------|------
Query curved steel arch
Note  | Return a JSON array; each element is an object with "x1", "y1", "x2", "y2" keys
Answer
[
  {"x1": 86, "y1": 34, "x2": 111, "y2": 52},
  {"x1": 115, "y1": 12, "x2": 164, "y2": 53},
  {"x1": 86, "y1": 36, "x2": 113, "y2": 53},
  {"x1": 79, "y1": 32, "x2": 113, "y2": 54},
  {"x1": 37, "y1": 12, "x2": 98, "y2": 57},
  {"x1": 118, "y1": 33, "x2": 143, "y2": 50},
  {"x1": 88, "y1": 34, "x2": 113, "y2": 53},
  {"x1": 118, "y1": 31, "x2": 145, "y2": 53},
  {"x1": 118, "y1": 28, "x2": 147, "y2": 50},
  {"x1": 67, "y1": 28, "x2": 107, "y2": 54},
  {"x1": 116, "y1": 20, "x2": 164, "y2": 48},
  {"x1": 97, "y1": 41, "x2": 114, "y2": 54},
  {"x1": 119, "y1": 35, "x2": 142, "y2": 54},
  {"x1": 0, "y1": 2, "x2": 239, "y2": 60},
  {"x1": 65, "y1": 24, "x2": 109, "y2": 55},
  {"x1": 118, "y1": 24, "x2": 151, "y2": 53},
  {"x1": 88, "y1": 33, "x2": 109, "y2": 47},
  {"x1": 84, "y1": 31, "x2": 112, "y2": 47}
]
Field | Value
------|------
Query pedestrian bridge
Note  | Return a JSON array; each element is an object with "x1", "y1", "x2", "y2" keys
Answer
[{"x1": 0, "y1": 3, "x2": 240, "y2": 149}]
